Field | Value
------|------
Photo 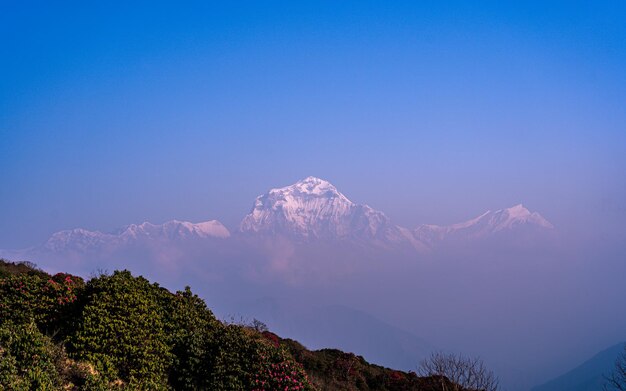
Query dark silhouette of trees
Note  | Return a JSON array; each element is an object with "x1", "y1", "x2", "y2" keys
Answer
[{"x1": 418, "y1": 351, "x2": 499, "y2": 391}]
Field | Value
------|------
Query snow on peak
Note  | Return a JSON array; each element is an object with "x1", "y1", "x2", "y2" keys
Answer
[
  {"x1": 505, "y1": 204, "x2": 530, "y2": 218},
  {"x1": 43, "y1": 228, "x2": 114, "y2": 252},
  {"x1": 30, "y1": 177, "x2": 554, "y2": 257},
  {"x1": 42, "y1": 219, "x2": 229, "y2": 253},
  {"x1": 294, "y1": 176, "x2": 337, "y2": 191},
  {"x1": 191, "y1": 220, "x2": 231, "y2": 238},
  {"x1": 414, "y1": 203, "x2": 554, "y2": 246},
  {"x1": 267, "y1": 176, "x2": 351, "y2": 202},
  {"x1": 119, "y1": 219, "x2": 230, "y2": 239},
  {"x1": 497, "y1": 204, "x2": 553, "y2": 230},
  {"x1": 239, "y1": 177, "x2": 417, "y2": 247},
  {"x1": 240, "y1": 177, "x2": 354, "y2": 235},
  {"x1": 452, "y1": 204, "x2": 553, "y2": 232}
]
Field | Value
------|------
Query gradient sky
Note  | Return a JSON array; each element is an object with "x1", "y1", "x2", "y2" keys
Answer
[{"x1": 2, "y1": 1, "x2": 626, "y2": 248}]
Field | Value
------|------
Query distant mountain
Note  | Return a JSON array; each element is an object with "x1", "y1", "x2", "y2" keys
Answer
[
  {"x1": 1, "y1": 176, "x2": 554, "y2": 267},
  {"x1": 531, "y1": 342, "x2": 625, "y2": 391},
  {"x1": 234, "y1": 298, "x2": 435, "y2": 372},
  {"x1": 0, "y1": 220, "x2": 230, "y2": 273},
  {"x1": 239, "y1": 176, "x2": 424, "y2": 250},
  {"x1": 414, "y1": 204, "x2": 554, "y2": 248},
  {"x1": 240, "y1": 176, "x2": 553, "y2": 250},
  {"x1": 116, "y1": 220, "x2": 230, "y2": 240},
  {"x1": 42, "y1": 219, "x2": 229, "y2": 253}
]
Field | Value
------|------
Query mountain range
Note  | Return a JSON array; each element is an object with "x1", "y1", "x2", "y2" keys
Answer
[
  {"x1": 41, "y1": 220, "x2": 230, "y2": 253},
  {"x1": 2, "y1": 176, "x2": 554, "y2": 261}
]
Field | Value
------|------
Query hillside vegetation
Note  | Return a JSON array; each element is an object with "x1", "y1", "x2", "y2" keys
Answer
[{"x1": 0, "y1": 259, "x2": 462, "y2": 391}]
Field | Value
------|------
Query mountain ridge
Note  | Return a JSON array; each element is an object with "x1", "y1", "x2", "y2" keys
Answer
[
  {"x1": 531, "y1": 342, "x2": 625, "y2": 391},
  {"x1": 239, "y1": 176, "x2": 423, "y2": 250},
  {"x1": 39, "y1": 219, "x2": 230, "y2": 254},
  {"x1": 238, "y1": 176, "x2": 553, "y2": 249},
  {"x1": 2, "y1": 176, "x2": 554, "y2": 256}
]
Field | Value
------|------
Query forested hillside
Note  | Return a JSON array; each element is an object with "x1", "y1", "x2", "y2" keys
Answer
[{"x1": 0, "y1": 259, "x2": 461, "y2": 391}]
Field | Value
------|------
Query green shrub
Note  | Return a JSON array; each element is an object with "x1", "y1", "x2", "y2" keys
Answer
[
  {"x1": 0, "y1": 271, "x2": 84, "y2": 335},
  {"x1": 0, "y1": 260, "x2": 444, "y2": 391},
  {"x1": 0, "y1": 260, "x2": 50, "y2": 279},
  {"x1": 202, "y1": 324, "x2": 315, "y2": 391},
  {"x1": 0, "y1": 321, "x2": 59, "y2": 390},
  {"x1": 164, "y1": 286, "x2": 220, "y2": 390},
  {"x1": 68, "y1": 270, "x2": 170, "y2": 388}
]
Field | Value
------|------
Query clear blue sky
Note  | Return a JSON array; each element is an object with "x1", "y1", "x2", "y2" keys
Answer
[{"x1": 2, "y1": 1, "x2": 626, "y2": 248}]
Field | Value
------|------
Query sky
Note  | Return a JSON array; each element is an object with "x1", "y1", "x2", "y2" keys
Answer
[{"x1": 2, "y1": 1, "x2": 626, "y2": 248}]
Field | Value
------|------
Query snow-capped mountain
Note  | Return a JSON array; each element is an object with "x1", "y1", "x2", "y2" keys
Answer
[
  {"x1": 414, "y1": 204, "x2": 554, "y2": 247},
  {"x1": 42, "y1": 219, "x2": 229, "y2": 253},
  {"x1": 239, "y1": 176, "x2": 422, "y2": 249},
  {"x1": 43, "y1": 229, "x2": 117, "y2": 253},
  {"x1": 238, "y1": 177, "x2": 553, "y2": 250},
  {"x1": 1, "y1": 177, "x2": 555, "y2": 268},
  {"x1": 117, "y1": 220, "x2": 230, "y2": 241}
]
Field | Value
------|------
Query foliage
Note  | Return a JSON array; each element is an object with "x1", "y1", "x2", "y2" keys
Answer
[
  {"x1": 68, "y1": 270, "x2": 171, "y2": 388},
  {"x1": 0, "y1": 321, "x2": 60, "y2": 390},
  {"x1": 282, "y1": 341, "x2": 457, "y2": 391},
  {"x1": 163, "y1": 286, "x2": 219, "y2": 390},
  {"x1": 0, "y1": 259, "x2": 49, "y2": 279},
  {"x1": 0, "y1": 265, "x2": 84, "y2": 334},
  {"x1": 251, "y1": 342, "x2": 314, "y2": 391},
  {"x1": 200, "y1": 324, "x2": 314, "y2": 391},
  {"x1": 0, "y1": 259, "x2": 479, "y2": 391}
]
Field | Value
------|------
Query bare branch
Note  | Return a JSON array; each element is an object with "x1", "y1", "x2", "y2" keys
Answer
[
  {"x1": 419, "y1": 351, "x2": 499, "y2": 391},
  {"x1": 606, "y1": 345, "x2": 626, "y2": 391}
]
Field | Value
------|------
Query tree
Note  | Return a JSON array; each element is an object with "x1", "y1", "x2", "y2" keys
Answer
[
  {"x1": 68, "y1": 270, "x2": 170, "y2": 388},
  {"x1": 418, "y1": 351, "x2": 499, "y2": 391},
  {"x1": 606, "y1": 344, "x2": 626, "y2": 391},
  {"x1": 164, "y1": 286, "x2": 219, "y2": 390},
  {"x1": 0, "y1": 321, "x2": 59, "y2": 390}
]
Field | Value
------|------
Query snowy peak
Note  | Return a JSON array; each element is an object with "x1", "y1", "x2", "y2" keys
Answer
[
  {"x1": 414, "y1": 204, "x2": 554, "y2": 246},
  {"x1": 239, "y1": 177, "x2": 416, "y2": 247},
  {"x1": 42, "y1": 219, "x2": 229, "y2": 253},
  {"x1": 462, "y1": 204, "x2": 554, "y2": 233},
  {"x1": 119, "y1": 220, "x2": 230, "y2": 240},
  {"x1": 24, "y1": 178, "x2": 555, "y2": 257},
  {"x1": 289, "y1": 176, "x2": 350, "y2": 200},
  {"x1": 43, "y1": 228, "x2": 114, "y2": 252},
  {"x1": 507, "y1": 203, "x2": 529, "y2": 217},
  {"x1": 240, "y1": 177, "x2": 355, "y2": 236},
  {"x1": 238, "y1": 177, "x2": 555, "y2": 251},
  {"x1": 193, "y1": 220, "x2": 231, "y2": 238},
  {"x1": 495, "y1": 204, "x2": 554, "y2": 230}
]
